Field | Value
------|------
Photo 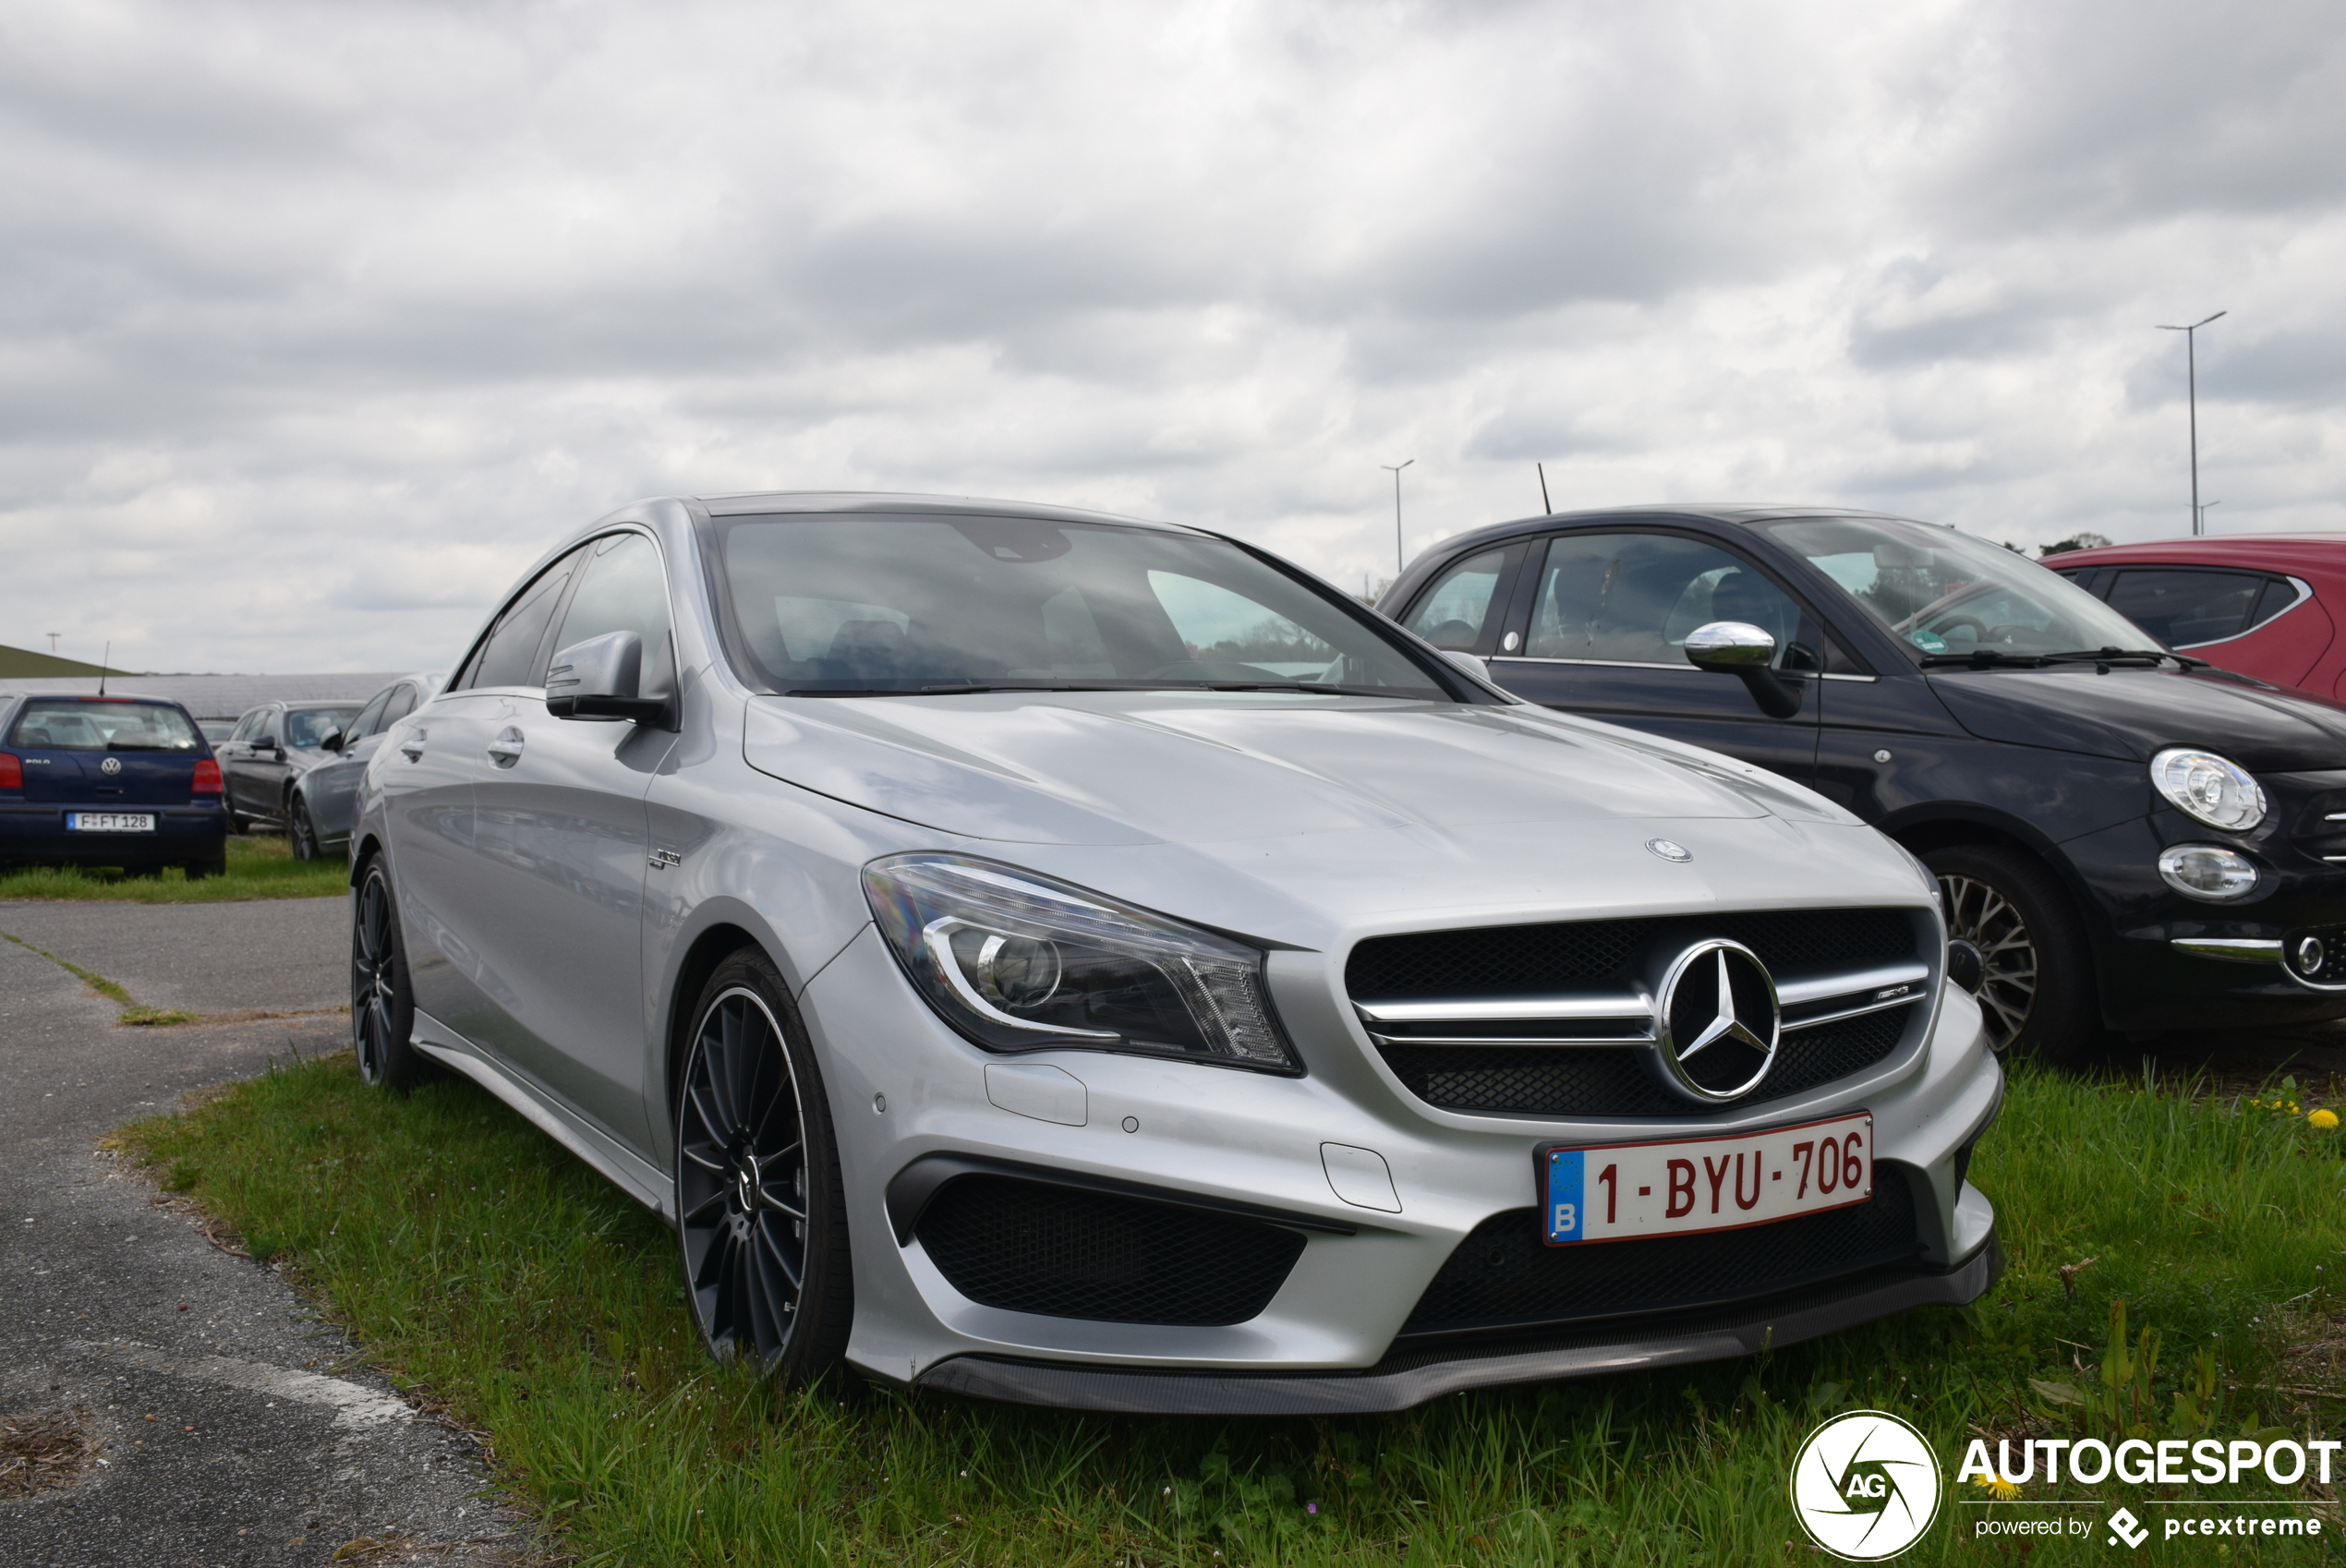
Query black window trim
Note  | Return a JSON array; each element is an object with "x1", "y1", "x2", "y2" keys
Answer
[
  {"x1": 2102, "y1": 567, "x2": 2314, "y2": 651},
  {"x1": 541, "y1": 525, "x2": 679, "y2": 694}
]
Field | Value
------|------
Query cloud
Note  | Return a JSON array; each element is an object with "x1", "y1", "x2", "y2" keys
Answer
[{"x1": 1, "y1": 0, "x2": 2344, "y2": 673}]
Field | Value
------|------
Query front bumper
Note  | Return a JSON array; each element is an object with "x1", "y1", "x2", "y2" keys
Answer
[
  {"x1": 0, "y1": 802, "x2": 227, "y2": 865},
  {"x1": 802, "y1": 923, "x2": 2004, "y2": 1408},
  {"x1": 918, "y1": 1234, "x2": 2001, "y2": 1414},
  {"x1": 2065, "y1": 805, "x2": 2346, "y2": 1031}
]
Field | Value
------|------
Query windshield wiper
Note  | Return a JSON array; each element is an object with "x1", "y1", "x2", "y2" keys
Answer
[
  {"x1": 784, "y1": 681, "x2": 1425, "y2": 699},
  {"x1": 1918, "y1": 646, "x2": 2207, "y2": 671}
]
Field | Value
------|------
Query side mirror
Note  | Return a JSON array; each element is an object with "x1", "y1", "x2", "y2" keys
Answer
[
  {"x1": 320, "y1": 730, "x2": 345, "y2": 754},
  {"x1": 1683, "y1": 621, "x2": 1804, "y2": 719},
  {"x1": 1440, "y1": 648, "x2": 1491, "y2": 681},
  {"x1": 548, "y1": 631, "x2": 673, "y2": 726}
]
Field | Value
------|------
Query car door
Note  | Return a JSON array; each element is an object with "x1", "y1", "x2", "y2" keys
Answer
[
  {"x1": 385, "y1": 551, "x2": 586, "y2": 1043},
  {"x1": 216, "y1": 709, "x2": 262, "y2": 814},
  {"x1": 1396, "y1": 544, "x2": 1530, "y2": 664},
  {"x1": 1481, "y1": 528, "x2": 1826, "y2": 784},
  {"x1": 462, "y1": 531, "x2": 678, "y2": 1151},
  {"x1": 308, "y1": 686, "x2": 395, "y2": 842},
  {"x1": 241, "y1": 706, "x2": 292, "y2": 820}
]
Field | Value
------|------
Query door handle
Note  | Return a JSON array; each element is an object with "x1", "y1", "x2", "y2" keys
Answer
[
  {"x1": 400, "y1": 728, "x2": 427, "y2": 762},
  {"x1": 486, "y1": 727, "x2": 526, "y2": 767}
]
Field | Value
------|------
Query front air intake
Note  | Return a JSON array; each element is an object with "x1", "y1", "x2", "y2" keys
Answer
[{"x1": 915, "y1": 1175, "x2": 1307, "y2": 1326}]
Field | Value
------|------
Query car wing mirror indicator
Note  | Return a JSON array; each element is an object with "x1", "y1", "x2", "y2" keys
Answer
[
  {"x1": 1684, "y1": 621, "x2": 1804, "y2": 719},
  {"x1": 548, "y1": 630, "x2": 676, "y2": 728}
]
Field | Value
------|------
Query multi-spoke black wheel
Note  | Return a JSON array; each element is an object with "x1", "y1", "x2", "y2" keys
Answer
[
  {"x1": 1925, "y1": 841, "x2": 2098, "y2": 1065},
  {"x1": 351, "y1": 860, "x2": 434, "y2": 1092},
  {"x1": 675, "y1": 949, "x2": 853, "y2": 1383},
  {"x1": 291, "y1": 798, "x2": 320, "y2": 862}
]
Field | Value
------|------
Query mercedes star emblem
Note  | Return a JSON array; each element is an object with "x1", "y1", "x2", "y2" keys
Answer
[
  {"x1": 1650, "y1": 938, "x2": 1781, "y2": 1103},
  {"x1": 1645, "y1": 838, "x2": 1691, "y2": 862}
]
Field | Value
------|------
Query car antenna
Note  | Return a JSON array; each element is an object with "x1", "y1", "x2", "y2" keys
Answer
[
  {"x1": 1537, "y1": 462, "x2": 1552, "y2": 514},
  {"x1": 99, "y1": 641, "x2": 109, "y2": 696}
]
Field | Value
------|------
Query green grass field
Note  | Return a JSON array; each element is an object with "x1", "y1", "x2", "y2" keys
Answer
[
  {"x1": 121, "y1": 1058, "x2": 2346, "y2": 1566},
  {"x1": 0, "y1": 831, "x2": 345, "y2": 903}
]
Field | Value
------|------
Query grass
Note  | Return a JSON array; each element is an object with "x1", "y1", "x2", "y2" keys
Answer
[
  {"x1": 120, "y1": 1056, "x2": 2346, "y2": 1566},
  {"x1": 0, "y1": 831, "x2": 346, "y2": 903}
]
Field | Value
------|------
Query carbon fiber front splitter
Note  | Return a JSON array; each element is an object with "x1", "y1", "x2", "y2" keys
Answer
[{"x1": 910, "y1": 1234, "x2": 2001, "y2": 1415}]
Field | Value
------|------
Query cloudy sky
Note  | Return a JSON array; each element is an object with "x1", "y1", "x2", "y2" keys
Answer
[{"x1": 5, "y1": 0, "x2": 2344, "y2": 674}]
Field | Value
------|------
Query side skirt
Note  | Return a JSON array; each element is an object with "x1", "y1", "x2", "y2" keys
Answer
[{"x1": 410, "y1": 1009, "x2": 672, "y2": 1221}]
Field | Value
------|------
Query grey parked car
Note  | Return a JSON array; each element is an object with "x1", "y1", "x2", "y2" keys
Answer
[
  {"x1": 349, "y1": 492, "x2": 2001, "y2": 1412},
  {"x1": 289, "y1": 673, "x2": 442, "y2": 861},
  {"x1": 216, "y1": 701, "x2": 361, "y2": 836}
]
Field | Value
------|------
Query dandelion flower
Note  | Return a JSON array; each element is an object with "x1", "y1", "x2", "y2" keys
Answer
[
  {"x1": 1988, "y1": 1477, "x2": 2023, "y2": 1501},
  {"x1": 2312, "y1": 1109, "x2": 2340, "y2": 1130}
]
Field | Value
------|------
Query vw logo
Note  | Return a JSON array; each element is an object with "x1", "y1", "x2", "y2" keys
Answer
[
  {"x1": 1649, "y1": 938, "x2": 1780, "y2": 1103},
  {"x1": 99, "y1": 756, "x2": 122, "y2": 776}
]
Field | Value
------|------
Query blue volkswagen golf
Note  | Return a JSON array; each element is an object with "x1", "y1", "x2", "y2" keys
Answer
[{"x1": 0, "y1": 694, "x2": 228, "y2": 877}]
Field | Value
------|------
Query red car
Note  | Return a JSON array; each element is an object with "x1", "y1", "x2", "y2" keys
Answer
[{"x1": 2047, "y1": 535, "x2": 2346, "y2": 701}]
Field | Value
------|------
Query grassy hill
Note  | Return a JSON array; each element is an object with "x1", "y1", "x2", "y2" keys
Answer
[{"x1": 0, "y1": 644, "x2": 132, "y2": 677}]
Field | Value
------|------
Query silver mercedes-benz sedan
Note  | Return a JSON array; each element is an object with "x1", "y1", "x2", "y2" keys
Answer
[{"x1": 348, "y1": 491, "x2": 2002, "y2": 1413}]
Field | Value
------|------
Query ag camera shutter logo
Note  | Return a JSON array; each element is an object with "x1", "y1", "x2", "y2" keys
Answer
[{"x1": 1789, "y1": 1410, "x2": 1942, "y2": 1560}]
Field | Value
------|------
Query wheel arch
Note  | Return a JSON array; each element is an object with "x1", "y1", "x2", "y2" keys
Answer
[
  {"x1": 661, "y1": 922, "x2": 765, "y2": 1130},
  {"x1": 349, "y1": 829, "x2": 385, "y2": 887},
  {"x1": 1880, "y1": 807, "x2": 2101, "y2": 924}
]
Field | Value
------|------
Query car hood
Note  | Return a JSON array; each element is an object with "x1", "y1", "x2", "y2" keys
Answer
[
  {"x1": 743, "y1": 691, "x2": 1844, "y2": 847},
  {"x1": 1925, "y1": 666, "x2": 2346, "y2": 770}
]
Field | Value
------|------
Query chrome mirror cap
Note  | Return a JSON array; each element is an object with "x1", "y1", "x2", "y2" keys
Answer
[{"x1": 1683, "y1": 621, "x2": 1779, "y2": 670}]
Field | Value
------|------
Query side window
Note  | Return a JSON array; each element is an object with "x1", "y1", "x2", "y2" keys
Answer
[
  {"x1": 2105, "y1": 569, "x2": 2271, "y2": 648},
  {"x1": 550, "y1": 533, "x2": 675, "y2": 694},
  {"x1": 1528, "y1": 533, "x2": 1815, "y2": 670},
  {"x1": 256, "y1": 707, "x2": 284, "y2": 745},
  {"x1": 1405, "y1": 549, "x2": 1513, "y2": 652},
  {"x1": 346, "y1": 690, "x2": 393, "y2": 742},
  {"x1": 461, "y1": 548, "x2": 587, "y2": 691},
  {"x1": 381, "y1": 684, "x2": 418, "y2": 726},
  {"x1": 228, "y1": 711, "x2": 260, "y2": 743}
]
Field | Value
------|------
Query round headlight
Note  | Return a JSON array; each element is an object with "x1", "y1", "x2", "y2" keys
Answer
[
  {"x1": 2157, "y1": 843, "x2": 2262, "y2": 902},
  {"x1": 2150, "y1": 748, "x2": 2267, "y2": 832}
]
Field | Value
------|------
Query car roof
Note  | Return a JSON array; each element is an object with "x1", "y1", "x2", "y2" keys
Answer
[
  {"x1": 2046, "y1": 534, "x2": 2346, "y2": 570},
  {"x1": 1418, "y1": 503, "x2": 1936, "y2": 559},
  {"x1": 691, "y1": 489, "x2": 1196, "y2": 533}
]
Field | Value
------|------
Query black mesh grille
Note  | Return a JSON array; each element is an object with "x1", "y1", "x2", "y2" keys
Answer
[
  {"x1": 916, "y1": 1176, "x2": 1306, "y2": 1327},
  {"x1": 1400, "y1": 1166, "x2": 1921, "y2": 1337},
  {"x1": 1348, "y1": 909, "x2": 1917, "y2": 1001},
  {"x1": 1379, "y1": 1007, "x2": 1910, "y2": 1118}
]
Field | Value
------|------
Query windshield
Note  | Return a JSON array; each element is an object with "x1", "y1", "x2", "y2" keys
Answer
[
  {"x1": 713, "y1": 513, "x2": 1448, "y2": 698},
  {"x1": 1758, "y1": 514, "x2": 2154, "y2": 659},
  {"x1": 286, "y1": 707, "x2": 360, "y2": 748},
  {"x1": 9, "y1": 699, "x2": 203, "y2": 752}
]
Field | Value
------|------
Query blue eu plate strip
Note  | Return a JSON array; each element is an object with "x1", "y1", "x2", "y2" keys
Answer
[{"x1": 1545, "y1": 1149, "x2": 1584, "y2": 1243}]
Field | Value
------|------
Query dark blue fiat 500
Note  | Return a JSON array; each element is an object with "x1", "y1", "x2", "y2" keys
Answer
[{"x1": 0, "y1": 694, "x2": 228, "y2": 877}]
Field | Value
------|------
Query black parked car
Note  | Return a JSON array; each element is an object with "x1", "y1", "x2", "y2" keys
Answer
[
  {"x1": 1383, "y1": 506, "x2": 2346, "y2": 1059},
  {"x1": 286, "y1": 673, "x2": 440, "y2": 861},
  {"x1": 215, "y1": 701, "x2": 361, "y2": 836}
]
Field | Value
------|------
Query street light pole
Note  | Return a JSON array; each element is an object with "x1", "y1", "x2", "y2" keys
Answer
[
  {"x1": 1381, "y1": 459, "x2": 1414, "y2": 574},
  {"x1": 2156, "y1": 311, "x2": 2226, "y2": 536}
]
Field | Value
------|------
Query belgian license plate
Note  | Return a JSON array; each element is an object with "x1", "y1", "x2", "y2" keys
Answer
[
  {"x1": 67, "y1": 812, "x2": 157, "y2": 833},
  {"x1": 1540, "y1": 1112, "x2": 1872, "y2": 1246}
]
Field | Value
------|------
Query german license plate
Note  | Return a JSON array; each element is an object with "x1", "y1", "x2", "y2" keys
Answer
[
  {"x1": 67, "y1": 812, "x2": 157, "y2": 833},
  {"x1": 1540, "y1": 1112, "x2": 1872, "y2": 1246}
]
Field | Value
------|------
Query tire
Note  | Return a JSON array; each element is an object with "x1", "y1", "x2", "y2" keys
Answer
[
  {"x1": 351, "y1": 859, "x2": 438, "y2": 1092},
  {"x1": 226, "y1": 809, "x2": 248, "y2": 836},
  {"x1": 1925, "y1": 841, "x2": 2100, "y2": 1066},
  {"x1": 184, "y1": 847, "x2": 227, "y2": 880},
  {"x1": 290, "y1": 798, "x2": 320, "y2": 862},
  {"x1": 673, "y1": 948, "x2": 853, "y2": 1386}
]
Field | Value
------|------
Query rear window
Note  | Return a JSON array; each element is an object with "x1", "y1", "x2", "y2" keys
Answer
[{"x1": 9, "y1": 699, "x2": 203, "y2": 753}]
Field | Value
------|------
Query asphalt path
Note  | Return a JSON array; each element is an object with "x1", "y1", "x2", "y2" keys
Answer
[{"x1": 0, "y1": 895, "x2": 523, "y2": 1567}]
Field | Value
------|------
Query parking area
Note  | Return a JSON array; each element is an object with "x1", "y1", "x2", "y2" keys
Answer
[{"x1": 0, "y1": 895, "x2": 522, "y2": 1567}]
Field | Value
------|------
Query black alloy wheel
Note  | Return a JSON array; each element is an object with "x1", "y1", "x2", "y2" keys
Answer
[
  {"x1": 674, "y1": 949, "x2": 853, "y2": 1384},
  {"x1": 351, "y1": 860, "x2": 436, "y2": 1092},
  {"x1": 1924, "y1": 841, "x2": 2098, "y2": 1065},
  {"x1": 290, "y1": 797, "x2": 320, "y2": 862}
]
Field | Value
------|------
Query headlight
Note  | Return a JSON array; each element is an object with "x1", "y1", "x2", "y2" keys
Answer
[
  {"x1": 2157, "y1": 844, "x2": 2261, "y2": 902},
  {"x1": 2150, "y1": 748, "x2": 2267, "y2": 832},
  {"x1": 863, "y1": 853, "x2": 1299, "y2": 1073}
]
